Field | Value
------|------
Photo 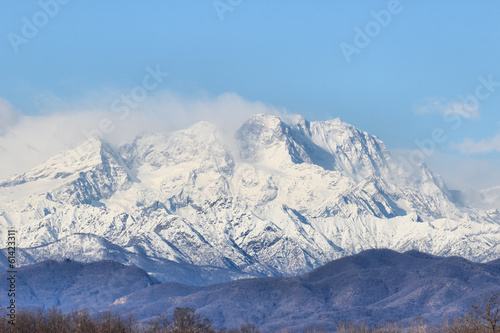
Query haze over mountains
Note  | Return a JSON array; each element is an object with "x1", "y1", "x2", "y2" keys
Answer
[{"x1": 0, "y1": 113, "x2": 499, "y2": 283}]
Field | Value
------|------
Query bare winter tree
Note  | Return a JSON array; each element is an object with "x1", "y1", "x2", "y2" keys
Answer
[
  {"x1": 165, "y1": 307, "x2": 215, "y2": 333},
  {"x1": 468, "y1": 291, "x2": 500, "y2": 332}
]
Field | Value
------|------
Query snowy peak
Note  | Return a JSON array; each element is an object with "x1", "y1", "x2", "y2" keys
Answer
[
  {"x1": 1, "y1": 137, "x2": 102, "y2": 186},
  {"x1": 120, "y1": 121, "x2": 233, "y2": 172},
  {"x1": 0, "y1": 137, "x2": 127, "y2": 185},
  {"x1": 236, "y1": 113, "x2": 335, "y2": 170},
  {"x1": 308, "y1": 118, "x2": 392, "y2": 179},
  {"x1": 236, "y1": 114, "x2": 289, "y2": 161},
  {"x1": 0, "y1": 136, "x2": 132, "y2": 205},
  {"x1": 235, "y1": 113, "x2": 396, "y2": 180},
  {"x1": 116, "y1": 121, "x2": 236, "y2": 213},
  {"x1": 291, "y1": 114, "x2": 312, "y2": 137}
]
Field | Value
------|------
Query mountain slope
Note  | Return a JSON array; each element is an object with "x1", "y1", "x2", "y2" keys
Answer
[
  {"x1": 109, "y1": 250, "x2": 500, "y2": 331},
  {"x1": 3, "y1": 250, "x2": 498, "y2": 330},
  {"x1": 1, "y1": 114, "x2": 499, "y2": 281},
  {"x1": 0, "y1": 259, "x2": 159, "y2": 312}
]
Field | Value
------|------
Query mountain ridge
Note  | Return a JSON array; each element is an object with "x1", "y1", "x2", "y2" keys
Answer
[
  {"x1": 1, "y1": 113, "x2": 499, "y2": 283},
  {"x1": 3, "y1": 249, "x2": 497, "y2": 331}
]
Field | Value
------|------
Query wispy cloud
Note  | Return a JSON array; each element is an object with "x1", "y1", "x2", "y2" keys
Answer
[
  {"x1": 425, "y1": 151, "x2": 500, "y2": 190},
  {"x1": 454, "y1": 131, "x2": 500, "y2": 154},
  {"x1": 415, "y1": 97, "x2": 480, "y2": 119},
  {"x1": 0, "y1": 91, "x2": 287, "y2": 180},
  {"x1": 0, "y1": 97, "x2": 19, "y2": 135}
]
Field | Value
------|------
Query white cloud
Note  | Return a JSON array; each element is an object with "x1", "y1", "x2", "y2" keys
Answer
[
  {"x1": 424, "y1": 152, "x2": 500, "y2": 190},
  {"x1": 454, "y1": 132, "x2": 500, "y2": 154},
  {"x1": 0, "y1": 97, "x2": 19, "y2": 135},
  {"x1": 0, "y1": 91, "x2": 287, "y2": 180},
  {"x1": 415, "y1": 96, "x2": 479, "y2": 119}
]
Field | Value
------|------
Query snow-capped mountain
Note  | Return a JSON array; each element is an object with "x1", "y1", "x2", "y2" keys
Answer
[{"x1": 1, "y1": 114, "x2": 499, "y2": 281}]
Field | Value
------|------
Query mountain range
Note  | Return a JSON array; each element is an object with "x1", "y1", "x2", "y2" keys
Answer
[
  {"x1": 1, "y1": 113, "x2": 499, "y2": 283},
  {"x1": 1, "y1": 249, "x2": 499, "y2": 331}
]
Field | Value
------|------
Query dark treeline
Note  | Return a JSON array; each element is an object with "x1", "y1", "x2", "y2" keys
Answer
[
  {"x1": 1, "y1": 307, "x2": 257, "y2": 333},
  {"x1": 1, "y1": 291, "x2": 499, "y2": 333}
]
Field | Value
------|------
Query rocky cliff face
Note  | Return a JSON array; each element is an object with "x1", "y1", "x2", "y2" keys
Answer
[{"x1": 1, "y1": 114, "x2": 499, "y2": 282}]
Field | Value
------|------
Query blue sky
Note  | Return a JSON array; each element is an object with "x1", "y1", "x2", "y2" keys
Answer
[{"x1": 1, "y1": 0, "x2": 500, "y2": 190}]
